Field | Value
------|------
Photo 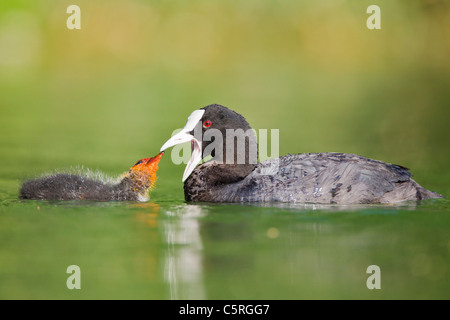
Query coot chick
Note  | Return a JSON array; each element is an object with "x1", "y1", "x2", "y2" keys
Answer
[
  {"x1": 20, "y1": 152, "x2": 164, "y2": 201},
  {"x1": 160, "y1": 104, "x2": 442, "y2": 204}
]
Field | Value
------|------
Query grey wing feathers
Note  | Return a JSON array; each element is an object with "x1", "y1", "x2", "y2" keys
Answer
[{"x1": 245, "y1": 153, "x2": 415, "y2": 204}]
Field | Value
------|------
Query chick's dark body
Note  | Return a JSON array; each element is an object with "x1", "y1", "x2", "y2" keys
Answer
[{"x1": 19, "y1": 174, "x2": 141, "y2": 201}]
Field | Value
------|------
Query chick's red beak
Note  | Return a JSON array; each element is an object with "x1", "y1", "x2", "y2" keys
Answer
[
  {"x1": 145, "y1": 151, "x2": 164, "y2": 165},
  {"x1": 131, "y1": 152, "x2": 164, "y2": 171}
]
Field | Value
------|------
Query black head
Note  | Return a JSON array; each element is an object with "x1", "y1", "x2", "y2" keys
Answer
[
  {"x1": 194, "y1": 104, "x2": 258, "y2": 164},
  {"x1": 160, "y1": 104, "x2": 258, "y2": 182}
]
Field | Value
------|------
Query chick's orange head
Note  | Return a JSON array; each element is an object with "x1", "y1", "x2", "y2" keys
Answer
[{"x1": 130, "y1": 152, "x2": 164, "y2": 182}]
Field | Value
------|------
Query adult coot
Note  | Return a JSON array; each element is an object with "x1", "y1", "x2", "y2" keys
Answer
[{"x1": 160, "y1": 104, "x2": 442, "y2": 204}]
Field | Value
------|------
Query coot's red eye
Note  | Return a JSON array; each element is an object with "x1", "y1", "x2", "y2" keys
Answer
[{"x1": 203, "y1": 120, "x2": 212, "y2": 128}]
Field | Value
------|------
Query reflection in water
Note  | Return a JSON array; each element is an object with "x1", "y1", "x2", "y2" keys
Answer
[
  {"x1": 245, "y1": 201, "x2": 419, "y2": 212},
  {"x1": 162, "y1": 205, "x2": 206, "y2": 300},
  {"x1": 132, "y1": 202, "x2": 161, "y2": 228},
  {"x1": 130, "y1": 200, "x2": 443, "y2": 299}
]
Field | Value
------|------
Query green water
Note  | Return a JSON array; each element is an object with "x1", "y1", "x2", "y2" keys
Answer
[
  {"x1": 1, "y1": 177, "x2": 449, "y2": 299},
  {"x1": 1, "y1": 0, "x2": 450, "y2": 300}
]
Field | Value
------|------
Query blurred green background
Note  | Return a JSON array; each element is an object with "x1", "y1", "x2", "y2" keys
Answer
[
  {"x1": 1, "y1": 0, "x2": 449, "y2": 187},
  {"x1": 0, "y1": 0, "x2": 449, "y2": 299}
]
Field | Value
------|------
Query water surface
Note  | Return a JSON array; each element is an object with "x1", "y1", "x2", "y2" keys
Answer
[{"x1": 0, "y1": 176, "x2": 448, "y2": 299}]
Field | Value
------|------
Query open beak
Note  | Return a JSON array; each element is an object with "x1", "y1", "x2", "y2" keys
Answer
[{"x1": 160, "y1": 109, "x2": 205, "y2": 182}]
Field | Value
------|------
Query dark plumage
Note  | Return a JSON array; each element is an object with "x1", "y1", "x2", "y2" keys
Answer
[
  {"x1": 184, "y1": 152, "x2": 441, "y2": 203},
  {"x1": 161, "y1": 104, "x2": 443, "y2": 204},
  {"x1": 19, "y1": 153, "x2": 163, "y2": 201}
]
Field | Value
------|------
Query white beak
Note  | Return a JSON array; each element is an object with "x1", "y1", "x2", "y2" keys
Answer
[{"x1": 160, "y1": 109, "x2": 205, "y2": 182}]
